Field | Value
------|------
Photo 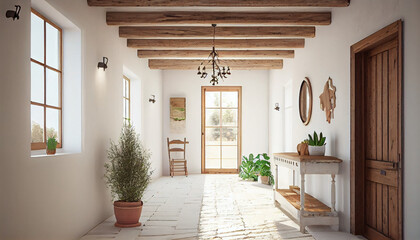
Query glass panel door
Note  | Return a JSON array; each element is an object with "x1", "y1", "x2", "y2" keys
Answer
[{"x1": 202, "y1": 87, "x2": 241, "y2": 173}]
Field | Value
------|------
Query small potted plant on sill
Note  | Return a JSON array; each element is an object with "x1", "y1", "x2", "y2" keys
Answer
[
  {"x1": 255, "y1": 153, "x2": 273, "y2": 185},
  {"x1": 307, "y1": 131, "x2": 326, "y2": 156},
  {"x1": 46, "y1": 137, "x2": 58, "y2": 155},
  {"x1": 105, "y1": 124, "x2": 153, "y2": 228}
]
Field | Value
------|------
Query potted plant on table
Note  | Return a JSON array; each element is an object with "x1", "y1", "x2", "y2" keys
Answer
[
  {"x1": 105, "y1": 124, "x2": 152, "y2": 228},
  {"x1": 255, "y1": 153, "x2": 274, "y2": 185},
  {"x1": 307, "y1": 131, "x2": 326, "y2": 156},
  {"x1": 46, "y1": 137, "x2": 57, "y2": 155}
]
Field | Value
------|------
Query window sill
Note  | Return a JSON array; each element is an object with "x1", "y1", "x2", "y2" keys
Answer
[{"x1": 31, "y1": 150, "x2": 80, "y2": 158}]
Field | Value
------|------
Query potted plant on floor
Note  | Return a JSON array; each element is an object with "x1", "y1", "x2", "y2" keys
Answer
[
  {"x1": 46, "y1": 137, "x2": 57, "y2": 155},
  {"x1": 239, "y1": 153, "x2": 258, "y2": 181},
  {"x1": 307, "y1": 131, "x2": 326, "y2": 156},
  {"x1": 255, "y1": 153, "x2": 274, "y2": 185},
  {"x1": 105, "y1": 124, "x2": 153, "y2": 228}
]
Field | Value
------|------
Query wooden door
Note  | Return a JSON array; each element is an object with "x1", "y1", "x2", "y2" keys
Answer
[
  {"x1": 351, "y1": 20, "x2": 402, "y2": 240},
  {"x1": 201, "y1": 86, "x2": 242, "y2": 174},
  {"x1": 364, "y1": 38, "x2": 400, "y2": 240}
]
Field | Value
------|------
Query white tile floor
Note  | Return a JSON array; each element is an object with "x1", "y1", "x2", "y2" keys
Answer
[{"x1": 81, "y1": 174, "x2": 358, "y2": 240}]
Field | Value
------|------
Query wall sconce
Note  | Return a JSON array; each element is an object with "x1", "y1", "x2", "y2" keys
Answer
[
  {"x1": 97, "y1": 57, "x2": 108, "y2": 71},
  {"x1": 274, "y1": 103, "x2": 280, "y2": 111},
  {"x1": 6, "y1": 5, "x2": 21, "y2": 21},
  {"x1": 149, "y1": 95, "x2": 156, "y2": 103}
]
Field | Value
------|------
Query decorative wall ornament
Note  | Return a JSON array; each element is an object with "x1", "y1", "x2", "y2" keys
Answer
[
  {"x1": 170, "y1": 98, "x2": 186, "y2": 133},
  {"x1": 319, "y1": 77, "x2": 336, "y2": 123}
]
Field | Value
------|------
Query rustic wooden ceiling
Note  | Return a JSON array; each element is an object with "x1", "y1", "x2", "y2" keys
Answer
[{"x1": 87, "y1": 0, "x2": 350, "y2": 70}]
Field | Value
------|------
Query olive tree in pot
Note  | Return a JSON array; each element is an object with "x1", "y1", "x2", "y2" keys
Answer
[{"x1": 105, "y1": 124, "x2": 152, "y2": 228}]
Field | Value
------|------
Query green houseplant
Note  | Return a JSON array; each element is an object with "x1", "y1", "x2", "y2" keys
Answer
[
  {"x1": 46, "y1": 137, "x2": 58, "y2": 155},
  {"x1": 105, "y1": 124, "x2": 152, "y2": 228},
  {"x1": 307, "y1": 131, "x2": 326, "y2": 156},
  {"x1": 239, "y1": 154, "x2": 258, "y2": 181},
  {"x1": 255, "y1": 153, "x2": 274, "y2": 185}
]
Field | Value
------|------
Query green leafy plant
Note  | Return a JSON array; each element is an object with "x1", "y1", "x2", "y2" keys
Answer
[
  {"x1": 239, "y1": 154, "x2": 258, "y2": 181},
  {"x1": 47, "y1": 137, "x2": 58, "y2": 150},
  {"x1": 105, "y1": 124, "x2": 153, "y2": 202},
  {"x1": 255, "y1": 153, "x2": 274, "y2": 185},
  {"x1": 307, "y1": 131, "x2": 326, "y2": 146}
]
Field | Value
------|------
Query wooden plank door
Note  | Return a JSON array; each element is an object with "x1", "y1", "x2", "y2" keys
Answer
[
  {"x1": 201, "y1": 86, "x2": 242, "y2": 174},
  {"x1": 363, "y1": 38, "x2": 401, "y2": 240}
]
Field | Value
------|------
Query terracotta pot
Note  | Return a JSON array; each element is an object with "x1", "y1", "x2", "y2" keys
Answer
[
  {"x1": 46, "y1": 149, "x2": 56, "y2": 155},
  {"x1": 114, "y1": 201, "x2": 143, "y2": 228},
  {"x1": 259, "y1": 175, "x2": 270, "y2": 185}
]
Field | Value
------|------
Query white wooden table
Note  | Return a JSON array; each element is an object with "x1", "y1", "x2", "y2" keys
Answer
[{"x1": 273, "y1": 152, "x2": 342, "y2": 233}]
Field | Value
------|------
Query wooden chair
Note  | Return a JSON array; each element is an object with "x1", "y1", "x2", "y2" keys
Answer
[{"x1": 167, "y1": 138, "x2": 189, "y2": 177}]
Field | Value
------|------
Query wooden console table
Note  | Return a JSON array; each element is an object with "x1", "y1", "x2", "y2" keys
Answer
[{"x1": 273, "y1": 153, "x2": 342, "y2": 233}]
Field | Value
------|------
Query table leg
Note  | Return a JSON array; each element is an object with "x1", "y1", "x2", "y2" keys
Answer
[
  {"x1": 331, "y1": 174, "x2": 336, "y2": 212},
  {"x1": 300, "y1": 173, "x2": 305, "y2": 211},
  {"x1": 300, "y1": 173, "x2": 306, "y2": 233},
  {"x1": 275, "y1": 165, "x2": 278, "y2": 190}
]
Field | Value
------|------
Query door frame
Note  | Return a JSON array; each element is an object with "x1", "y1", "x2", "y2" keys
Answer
[
  {"x1": 201, "y1": 86, "x2": 242, "y2": 174},
  {"x1": 350, "y1": 20, "x2": 403, "y2": 239}
]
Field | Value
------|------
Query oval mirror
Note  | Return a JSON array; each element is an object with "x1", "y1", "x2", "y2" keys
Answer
[{"x1": 299, "y1": 77, "x2": 313, "y2": 125}]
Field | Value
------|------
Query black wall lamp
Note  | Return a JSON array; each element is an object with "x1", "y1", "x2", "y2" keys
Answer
[
  {"x1": 274, "y1": 103, "x2": 280, "y2": 111},
  {"x1": 6, "y1": 5, "x2": 21, "y2": 20},
  {"x1": 149, "y1": 95, "x2": 156, "y2": 103},
  {"x1": 97, "y1": 57, "x2": 108, "y2": 71}
]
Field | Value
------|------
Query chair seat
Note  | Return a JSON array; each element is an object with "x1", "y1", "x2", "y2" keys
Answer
[{"x1": 170, "y1": 159, "x2": 186, "y2": 162}]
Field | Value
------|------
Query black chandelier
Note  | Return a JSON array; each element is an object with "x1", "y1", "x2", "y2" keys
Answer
[{"x1": 197, "y1": 24, "x2": 231, "y2": 85}]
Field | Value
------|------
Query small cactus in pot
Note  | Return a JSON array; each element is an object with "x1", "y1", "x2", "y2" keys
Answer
[{"x1": 307, "y1": 131, "x2": 326, "y2": 156}]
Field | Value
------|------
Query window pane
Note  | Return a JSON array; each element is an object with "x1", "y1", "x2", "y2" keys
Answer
[
  {"x1": 222, "y1": 92, "x2": 238, "y2": 108},
  {"x1": 126, "y1": 99, "x2": 129, "y2": 119},
  {"x1": 222, "y1": 146, "x2": 237, "y2": 169},
  {"x1": 46, "y1": 69, "x2": 60, "y2": 107},
  {"x1": 46, "y1": 108, "x2": 60, "y2": 141},
  {"x1": 46, "y1": 23, "x2": 60, "y2": 69},
  {"x1": 123, "y1": 99, "x2": 126, "y2": 119},
  {"x1": 206, "y1": 109, "x2": 220, "y2": 126},
  {"x1": 222, "y1": 109, "x2": 237, "y2": 126},
  {"x1": 123, "y1": 79, "x2": 126, "y2": 97},
  {"x1": 205, "y1": 92, "x2": 220, "y2": 108},
  {"x1": 222, "y1": 128, "x2": 237, "y2": 145},
  {"x1": 205, "y1": 128, "x2": 220, "y2": 146},
  {"x1": 31, "y1": 105, "x2": 44, "y2": 143},
  {"x1": 205, "y1": 146, "x2": 220, "y2": 169},
  {"x1": 31, "y1": 13, "x2": 44, "y2": 62},
  {"x1": 31, "y1": 62, "x2": 44, "y2": 103}
]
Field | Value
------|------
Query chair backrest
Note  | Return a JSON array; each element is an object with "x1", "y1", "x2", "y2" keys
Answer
[{"x1": 167, "y1": 137, "x2": 188, "y2": 160}]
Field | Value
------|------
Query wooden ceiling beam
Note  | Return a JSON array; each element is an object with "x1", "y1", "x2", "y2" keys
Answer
[
  {"x1": 138, "y1": 50, "x2": 294, "y2": 59},
  {"x1": 149, "y1": 59, "x2": 283, "y2": 70},
  {"x1": 89, "y1": 0, "x2": 350, "y2": 7},
  {"x1": 128, "y1": 39, "x2": 304, "y2": 49},
  {"x1": 107, "y1": 11, "x2": 331, "y2": 26},
  {"x1": 120, "y1": 26, "x2": 315, "y2": 39}
]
